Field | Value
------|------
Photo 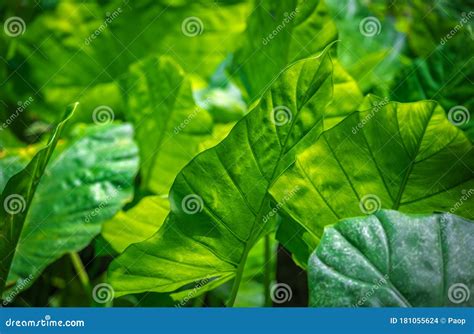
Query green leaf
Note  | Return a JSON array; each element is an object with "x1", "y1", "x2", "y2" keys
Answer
[
  {"x1": 0, "y1": 156, "x2": 27, "y2": 193},
  {"x1": 0, "y1": 104, "x2": 76, "y2": 295},
  {"x1": 0, "y1": 129, "x2": 21, "y2": 151},
  {"x1": 308, "y1": 210, "x2": 474, "y2": 306},
  {"x1": 5, "y1": 123, "x2": 139, "y2": 294},
  {"x1": 271, "y1": 97, "x2": 474, "y2": 265},
  {"x1": 109, "y1": 52, "x2": 337, "y2": 301},
  {"x1": 14, "y1": 0, "x2": 250, "y2": 122},
  {"x1": 102, "y1": 196, "x2": 169, "y2": 253},
  {"x1": 390, "y1": 1, "x2": 472, "y2": 59},
  {"x1": 232, "y1": 0, "x2": 337, "y2": 100},
  {"x1": 324, "y1": 60, "x2": 363, "y2": 130},
  {"x1": 390, "y1": 30, "x2": 474, "y2": 141},
  {"x1": 234, "y1": 235, "x2": 277, "y2": 307},
  {"x1": 325, "y1": 0, "x2": 406, "y2": 95},
  {"x1": 210, "y1": 235, "x2": 277, "y2": 307},
  {"x1": 127, "y1": 56, "x2": 228, "y2": 195}
]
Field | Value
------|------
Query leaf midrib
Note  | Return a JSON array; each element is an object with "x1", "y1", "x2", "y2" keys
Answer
[
  {"x1": 228, "y1": 58, "x2": 331, "y2": 303},
  {"x1": 392, "y1": 104, "x2": 436, "y2": 209}
]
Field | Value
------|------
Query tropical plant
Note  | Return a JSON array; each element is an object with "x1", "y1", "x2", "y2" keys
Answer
[{"x1": 0, "y1": 0, "x2": 472, "y2": 307}]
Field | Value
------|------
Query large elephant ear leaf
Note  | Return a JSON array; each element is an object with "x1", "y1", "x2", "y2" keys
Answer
[
  {"x1": 108, "y1": 51, "x2": 336, "y2": 303},
  {"x1": 102, "y1": 196, "x2": 169, "y2": 254},
  {"x1": 308, "y1": 210, "x2": 474, "y2": 307},
  {"x1": 232, "y1": 0, "x2": 337, "y2": 101},
  {"x1": 5, "y1": 123, "x2": 139, "y2": 296},
  {"x1": 0, "y1": 104, "x2": 76, "y2": 295},
  {"x1": 271, "y1": 97, "x2": 474, "y2": 265},
  {"x1": 127, "y1": 55, "x2": 234, "y2": 196}
]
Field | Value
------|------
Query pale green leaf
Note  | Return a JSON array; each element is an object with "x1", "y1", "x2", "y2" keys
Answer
[
  {"x1": 102, "y1": 196, "x2": 169, "y2": 253},
  {"x1": 308, "y1": 210, "x2": 474, "y2": 307},
  {"x1": 5, "y1": 123, "x2": 139, "y2": 294}
]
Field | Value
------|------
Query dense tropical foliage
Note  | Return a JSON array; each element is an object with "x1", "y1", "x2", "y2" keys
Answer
[{"x1": 0, "y1": 0, "x2": 472, "y2": 307}]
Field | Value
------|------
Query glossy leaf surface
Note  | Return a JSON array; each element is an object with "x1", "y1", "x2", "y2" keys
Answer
[
  {"x1": 6, "y1": 123, "x2": 139, "y2": 293},
  {"x1": 0, "y1": 104, "x2": 76, "y2": 294},
  {"x1": 272, "y1": 97, "x2": 474, "y2": 265}
]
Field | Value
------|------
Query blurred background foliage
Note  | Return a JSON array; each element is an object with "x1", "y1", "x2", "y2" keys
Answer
[
  {"x1": 0, "y1": 0, "x2": 472, "y2": 306},
  {"x1": 1, "y1": 0, "x2": 472, "y2": 142}
]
